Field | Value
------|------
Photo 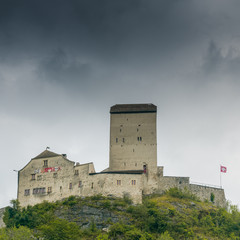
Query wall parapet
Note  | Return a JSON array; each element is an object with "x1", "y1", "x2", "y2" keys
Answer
[
  {"x1": 189, "y1": 184, "x2": 226, "y2": 207},
  {"x1": 190, "y1": 181, "x2": 222, "y2": 189}
]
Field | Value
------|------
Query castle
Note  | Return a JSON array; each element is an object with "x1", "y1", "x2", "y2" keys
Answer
[{"x1": 17, "y1": 104, "x2": 226, "y2": 207}]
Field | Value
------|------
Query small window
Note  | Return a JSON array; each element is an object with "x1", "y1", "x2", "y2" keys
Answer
[
  {"x1": 143, "y1": 165, "x2": 147, "y2": 173},
  {"x1": 60, "y1": 186, "x2": 62, "y2": 191},
  {"x1": 140, "y1": 137, "x2": 142, "y2": 141},
  {"x1": 79, "y1": 181, "x2": 82, "y2": 187},
  {"x1": 91, "y1": 182, "x2": 94, "y2": 189},
  {"x1": 43, "y1": 160, "x2": 48, "y2": 167},
  {"x1": 37, "y1": 175, "x2": 42, "y2": 181},
  {"x1": 137, "y1": 137, "x2": 139, "y2": 141},
  {"x1": 33, "y1": 188, "x2": 45, "y2": 194},
  {"x1": 47, "y1": 187, "x2": 52, "y2": 193},
  {"x1": 122, "y1": 138, "x2": 125, "y2": 143},
  {"x1": 53, "y1": 172, "x2": 57, "y2": 178},
  {"x1": 75, "y1": 170, "x2": 79, "y2": 175},
  {"x1": 24, "y1": 189, "x2": 30, "y2": 196},
  {"x1": 131, "y1": 180, "x2": 136, "y2": 185},
  {"x1": 69, "y1": 183, "x2": 72, "y2": 189},
  {"x1": 116, "y1": 138, "x2": 118, "y2": 143},
  {"x1": 137, "y1": 128, "x2": 139, "y2": 132},
  {"x1": 117, "y1": 180, "x2": 121, "y2": 185},
  {"x1": 120, "y1": 129, "x2": 122, "y2": 132},
  {"x1": 31, "y1": 174, "x2": 36, "y2": 180},
  {"x1": 135, "y1": 163, "x2": 137, "y2": 167}
]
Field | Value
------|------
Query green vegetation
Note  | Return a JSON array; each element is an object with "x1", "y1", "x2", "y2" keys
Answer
[{"x1": 1, "y1": 189, "x2": 240, "y2": 239}]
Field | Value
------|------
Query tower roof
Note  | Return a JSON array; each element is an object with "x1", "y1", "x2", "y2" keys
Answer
[
  {"x1": 110, "y1": 104, "x2": 157, "y2": 114},
  {"x1": 32, "y1": 150, "x2": 61, "y2": 159}
]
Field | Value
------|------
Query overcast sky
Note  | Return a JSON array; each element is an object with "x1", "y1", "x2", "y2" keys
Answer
[{"x1": 1, "y1": 0, "x2": 240, "y2": 208}]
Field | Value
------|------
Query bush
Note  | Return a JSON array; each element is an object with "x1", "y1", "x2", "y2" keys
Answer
[
  {"x1": 62, "y1": 195, "x2": 78, "y2": 206},
  {"x1": 108, "y1": 223, "x2": 153, "y2": 240},
  {"x1": 210, "y1": 193, "x2": 215, "y2": 203},
  {"x1": 0, "y1": 226, "x2": 34, "y2": 240},
  {"x1": 166, "y1": 187, "x2": 199, "y2": 201},
  {"x1": 157, "y1": 232, "x2": 174, "y2": 240},
  {"x1": 38, "y1": 218, "x2": 82, "y2": 240}
]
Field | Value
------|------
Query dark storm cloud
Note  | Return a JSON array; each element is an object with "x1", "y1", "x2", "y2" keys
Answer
[
  {"x1": 203, "y1": 41, "x2": 240, "y2": 76},
  {"x1": 1, "y1": 0, "x2": 240, "y2": 208},
  {"x1": 37, "y1": 48, "x2": 92, "y2": 86},
  {"x1": 0, "y1": 0, "x2": 234, "y2": 65}
]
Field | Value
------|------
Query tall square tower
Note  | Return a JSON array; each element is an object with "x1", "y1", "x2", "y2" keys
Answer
[{"x1": 109, "y1": 104, "x2": 157, "y2": 173}]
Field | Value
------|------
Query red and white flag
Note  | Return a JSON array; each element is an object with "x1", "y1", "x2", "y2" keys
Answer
[{"x1": 220, "y1": 165, "x2": 227, "y2": 173}]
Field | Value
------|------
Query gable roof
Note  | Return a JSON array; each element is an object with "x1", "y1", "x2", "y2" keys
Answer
[
  {"x1": 110, "y1": 104, "x2": 157, "y2": 114},
  {"x1": 32, "y1": 150, "x2": 61, "y2": 160}
]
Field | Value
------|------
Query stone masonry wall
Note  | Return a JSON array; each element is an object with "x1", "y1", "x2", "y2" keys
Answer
[
  {"x1": 189, "y1": 184, "x2": 226, "y2": 207},
  {"x1": 157, "y1": 176, "x2": 190, "y2": 194},
  {"x1": 18, "y1": 154, "x2": 144, "y2": 207},
  {"x1": 109, "y1": 112, "x2": 157, "y2": 174}
]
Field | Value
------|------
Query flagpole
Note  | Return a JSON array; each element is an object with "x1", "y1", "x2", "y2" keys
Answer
[{"x1": 220, "y1": 165, "x2": 227, "y2": 189}]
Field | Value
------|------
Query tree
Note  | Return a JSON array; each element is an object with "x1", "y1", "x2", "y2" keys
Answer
[
  {"x1": 38, "y1": 218, "x2": 82, "y2": 240},
  {"x1": 0, "y1": 226, "x2": 34, "y2": 240}
]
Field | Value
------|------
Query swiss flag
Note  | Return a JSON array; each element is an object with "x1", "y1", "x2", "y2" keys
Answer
[{"x1": 220, "y1": 165, "x2": 227, "y2": 173}]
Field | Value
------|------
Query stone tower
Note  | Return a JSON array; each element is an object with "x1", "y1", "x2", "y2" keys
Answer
[{"x1": 109, "y1": 104, "x2": 157, "y2": 174}]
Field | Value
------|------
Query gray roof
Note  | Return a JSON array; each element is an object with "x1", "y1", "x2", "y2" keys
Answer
[
  {"x1": 110, "y1": 104, "x2": 157, "y2": 114},
  {"x1": 32, "y1": 150, "x2": 61, "y2": 159},
  {"x1": 90, "y1": 170, "x2": 144, "y2": 175}
]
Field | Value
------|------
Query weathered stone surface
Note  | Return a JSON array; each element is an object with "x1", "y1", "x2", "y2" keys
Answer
[
  {"x1": 0, "y1": 208, "x2": 6, "y2": 228},
  {"x1": 55, "y1": 205, "x2": 125, "y2": 229}
]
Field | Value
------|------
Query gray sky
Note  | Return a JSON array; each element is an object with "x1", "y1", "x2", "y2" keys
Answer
[{"x1": 1, "y1": 0, "x2": 240, "y2": 208}]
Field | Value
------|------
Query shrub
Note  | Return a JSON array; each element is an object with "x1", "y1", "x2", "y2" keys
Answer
[
  {"x1": 157, "y1": 232, "x2": 174, "y2": 240},
  {"x1": 38, "y1": 218, "x2": 82, "y2": 240},
  {"x1": 210, "y1": 193, "x2": 215, "y2": 203},
  {"x1": 166, "y1": 187, "x2": 199, "y2": 201},
  {"x1": 0, "y1": 226, "x2": 34, "y2": 240}
]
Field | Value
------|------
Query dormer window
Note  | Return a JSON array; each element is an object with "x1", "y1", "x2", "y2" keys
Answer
[{"x1": 43, "y1": 160, "x2": 48, "y2": 167}]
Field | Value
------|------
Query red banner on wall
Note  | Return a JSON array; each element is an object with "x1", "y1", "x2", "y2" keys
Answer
[{"x1": 41, "y1": 167, "x2": 61, "y2": 173}]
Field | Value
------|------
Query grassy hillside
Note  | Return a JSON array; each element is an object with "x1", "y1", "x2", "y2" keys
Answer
[{"x1": 1, "y1": 188, "x2": 240, "y2": 240}]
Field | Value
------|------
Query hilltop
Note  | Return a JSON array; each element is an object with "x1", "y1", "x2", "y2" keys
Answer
[{"x1": 1, "y1": 188, "x2": 239, "y2": 239}]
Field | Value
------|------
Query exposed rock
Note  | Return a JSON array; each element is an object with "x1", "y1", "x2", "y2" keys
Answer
[
  {"x1": 0, "y1": 208, "x2": 6, "y2": 228},
  {"x1": 55, "y1": 205, "x2": 125, "y2": 229}
]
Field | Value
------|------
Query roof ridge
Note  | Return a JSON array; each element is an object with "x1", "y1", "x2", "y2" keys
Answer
[{"x1": 32, "y1": 150, "x2": 61, "y2": 159}]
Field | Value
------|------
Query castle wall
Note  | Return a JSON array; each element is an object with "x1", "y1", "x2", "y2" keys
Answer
[
  {"x1": 188, "y1": 184, "x2": 226, "y2": 207},
  {"x1": 87, "y1": 173, "x2": 143, "y2": 204},
  {"x1": 18, "y1": 155, "x2": 76, "y2": 207},
  {"x1": 18, "y1": 155, "x2": 144, "y2": 207},
  {"x1": 109, "y1": 111, "x2": 157, "y2": 174},
  {"x1": 152, "y1": 172, "x2": 226, "y2": 207},
  {"x1": 157, "y1": 176, "x2": 190, "y2": 193}
]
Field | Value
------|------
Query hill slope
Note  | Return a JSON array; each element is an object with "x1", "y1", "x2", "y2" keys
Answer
[{"x1": 1, "y1": 188, "x2": 240, "y2": 240}]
